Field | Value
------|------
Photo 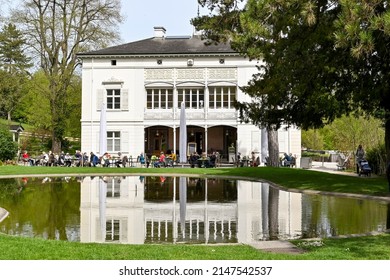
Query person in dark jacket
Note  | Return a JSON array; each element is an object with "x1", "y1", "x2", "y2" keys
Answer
[{"x1": 90, "y1": 152, "x2": 99, "y2": 167}]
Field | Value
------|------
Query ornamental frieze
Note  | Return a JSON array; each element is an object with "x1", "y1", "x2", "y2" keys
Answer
[{"x1": 145, "y1": 69, "x2": 174, "y2": 80}]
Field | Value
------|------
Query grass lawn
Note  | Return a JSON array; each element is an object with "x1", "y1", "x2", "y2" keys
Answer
[
  {"x1": 1, "y1": 165, "x2": 389, "y2": 196},
  {"x1": 1, "y1": 233, "x2": 389, "y2": 260},
  {"x1": 0, "y1": 165, "x2": 389, "y2": 260}
]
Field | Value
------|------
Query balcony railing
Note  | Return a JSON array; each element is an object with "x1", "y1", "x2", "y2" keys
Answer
[{"x1": 144, "y1": 109, "x2": 237, "y2": 121}]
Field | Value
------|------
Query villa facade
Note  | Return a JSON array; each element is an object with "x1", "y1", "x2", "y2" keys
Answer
[{"x1": 78, "y1": 27, "x2": 301, "y2": 163}]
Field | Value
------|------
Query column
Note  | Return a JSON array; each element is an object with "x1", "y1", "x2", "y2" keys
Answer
[
  {"x1": 173, "y1": 126, "x2": 177, "y2": 155},
  {"x1": 204, "y1": 125, "x2": 208, "y2": 155}
]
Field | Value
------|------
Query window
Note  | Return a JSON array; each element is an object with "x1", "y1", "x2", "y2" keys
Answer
[
  {"x1": 177, "y1": 88, "x2": 204, "y2": 109},
  {"x1": 208, "y1": 86, "x2": 236, "y2": 109},
  {"x1": 111, "y1": 60, "x2": 117, "y2": 66},
  {"x1": 107, "y1": 89, "x2": 121, "y2": 109},
  {"x1": 146, "y1": 88, "x2": 173, "y2": 109},
  {"x1": 107, "y1": 131, "x2": 121, "y2": 152},
  {"x1": 106, "y1": 178, "x2": 121, "y2": 198},
  {"x1": 105, "y1": 219, "x2": 120, "y2": 242}
]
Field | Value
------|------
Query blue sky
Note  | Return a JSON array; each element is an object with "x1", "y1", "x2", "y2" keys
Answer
[{"x1": 119, "y1": 0, "x2": 207, "y2": 43}]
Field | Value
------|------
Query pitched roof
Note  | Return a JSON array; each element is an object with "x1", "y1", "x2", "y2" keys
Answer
[
  {"x1": 78, "y1": 36, "x2": 236, "y2": 57},
  {"x1": 9, "y1": 124, "x2": 24, "y2": 132}
]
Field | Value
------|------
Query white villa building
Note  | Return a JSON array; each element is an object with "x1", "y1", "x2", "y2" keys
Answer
[{"x1": 78, "y1": 27, "x2": 301, "y2": 163}]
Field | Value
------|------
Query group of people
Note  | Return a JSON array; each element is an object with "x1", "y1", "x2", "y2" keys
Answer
[
  {"x1": 20, "y1": 150, "x2": 130, "y2": 168},
  {"x1": 148, "y1": 151, "x2": 176, "y2": 168},
  {"x1": 139, "y1": 150, "x2": 219, "y2": 168},
  {"x1": 188, "y1": 151, "x2": 218, "y2": 168}
]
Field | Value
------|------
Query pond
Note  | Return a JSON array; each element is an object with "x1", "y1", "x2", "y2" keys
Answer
[{"x1": 0, "y1": 175, "x2": 389, "y2": 245}]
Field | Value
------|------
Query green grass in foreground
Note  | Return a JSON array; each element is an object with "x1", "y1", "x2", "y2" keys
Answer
[
  {"x1": 0, "y1": 165, "x2": 389, "y2": 196},
  {"x1": 0, "y1": 234, "x2": 389, "y2": 260},
  {"x1": 0, "y1": 165, "x2": 389, "y2": 260}
]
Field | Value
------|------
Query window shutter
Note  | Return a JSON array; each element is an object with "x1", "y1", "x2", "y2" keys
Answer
[
  {"x1": 97, "y1": 89, "x2": 104, "y2": 111},
  {"x1": 121, "y1": 131, "x2": 129, "y2": 153},
  {"x1": 121, "y1": 220, "x2": 128, "y2": 243},
  {"x1": 121, "y1": 89, "x2": 129, "y2": 110}
]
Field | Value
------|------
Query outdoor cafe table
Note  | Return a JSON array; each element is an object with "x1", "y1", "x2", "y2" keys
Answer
[{"x1": 197, "y1": 158, "x2": 210, "y2": 168}]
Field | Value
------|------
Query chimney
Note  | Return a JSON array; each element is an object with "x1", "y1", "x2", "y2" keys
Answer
[{"x1": 154, "y1": 26, "x2": 166, "y2": 38}]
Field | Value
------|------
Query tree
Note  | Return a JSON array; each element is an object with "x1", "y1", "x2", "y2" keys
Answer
[
  {"x1": 302, "y1": 115, "x2": 384, "y2": 152},
  {"x1": 22, "y1": 71, "x2": 52, "y2": 131},
  {"x1": 19, "y1": 70, "x2": 81, "y2": 139},
  {"x1": 10, "y1": 0, "x2": 123, "y2": 153},
  {"x1": 334, "y1": 0, "x2": 390, "y2": 164},
  {"x1": 193, "y1": 0, "x2": 284, "y2": 166},
  {"x1": 0, "y1": 125, "x2": 18, "y2": 161},
  {"x1": 301, "y1": 129, "x2": 325, "y2": 151},
  {"x1": 193, "y1": 0, "x2": 390, "y2": 164},
  {"x1": 0, "y1": 23, "x2": 31, "y2": 123}
]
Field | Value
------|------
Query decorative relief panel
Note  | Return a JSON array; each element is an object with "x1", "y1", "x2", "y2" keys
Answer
[
  {"x1": 176, "y1": 112, "x2": 205, "y2": 120},
  {"x1": 208, "y1": 68, "x2": 237, "y2": 80},
  {"x1": 144, "y1": 112, "x2": 174, "y2": 120},
  {"x1": 208, "y1": 112, "x2": 237, "y2": 120},
  {"x1": 176, "y1": 69, "x2": 205, "y2": 80},
  {"x1": 145, "y1": 69, "x2": 174, "y2": 81},
  {"x1": 191, "y1": 112, "x2": 205, "y2": 119}
]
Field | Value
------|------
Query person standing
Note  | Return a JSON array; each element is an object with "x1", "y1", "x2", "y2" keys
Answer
[{"x1": 355, "y1": 144, "x2": 365, "y2": 174}]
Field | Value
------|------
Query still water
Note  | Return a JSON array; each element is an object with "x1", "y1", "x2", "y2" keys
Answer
[{"x1": 0, "y1": 176, "x2": 389, "y2": 245}]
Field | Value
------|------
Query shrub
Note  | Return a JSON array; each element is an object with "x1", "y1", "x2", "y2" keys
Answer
[
  {"x1": 301, "y1": 151, "x2": 330, "y2": 161},
  {"x1": 0, "y1": 126, "x2": 18, "y2": 161},
  {"x1": 366, "y1": 144, "x2": 386, "y2": 175}
]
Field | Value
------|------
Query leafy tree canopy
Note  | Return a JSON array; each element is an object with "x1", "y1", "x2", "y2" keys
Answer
[
  {"x1": 9, "y1": 0, "x2": 123, "y2": 153},
  {"x1": 192, "y1": 0, "x2": 390, "y2": 161}
]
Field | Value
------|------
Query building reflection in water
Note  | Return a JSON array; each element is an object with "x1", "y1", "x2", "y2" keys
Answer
[{"x1": 79, "y1": 176, "x2": 303, "y2": 245}]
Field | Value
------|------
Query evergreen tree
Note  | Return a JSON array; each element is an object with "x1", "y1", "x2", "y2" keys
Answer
[{"x1": 0, "y1": 23, "x2": 31, "y2": 123}]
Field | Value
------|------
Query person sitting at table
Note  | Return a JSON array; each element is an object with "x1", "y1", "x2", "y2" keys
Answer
[
  {"x1": 122, "y1": 155, "x2": 129, "y2": 167},
  {"x1": 102, "y1": 152, "x2": 111, "y2": 167},
  {"x1": 58, "y1": 151, "x2": 65, "y2": 166},
  {"x1": 150, "y1": 154, "x2": 158, "y2": 167},
  {"x1": 282, "y1": 153, "x2": 292, "y2": 167},
  {"x1": 64, "y1": 153, "x2": 72, "y2": 167},
  {"x1": 165, "y1": 153, "x2": 175, "y2": 167},
  {"x1": 144, "y1": 154, "x2": 150, "y2": 168},
  {"x1": 251, "y1": 151, "x2": 256, "y2": 167},
  {"x1": 115, "y1": 152, "x2": 123, "y2": 168},
  {"x1": 74, "y1": 150, "x2": 82, "y2": 167},
  {"x1": 209, "y1": 152, "x2": 217, "y2": 168},
  {"x1": 81, "y1": 152, "x2": 90, "y2": 166},
  {"x1": 159, "y1": 151, "x2": 166, "y2": 167},
  {"x1": 21, "y1": 150, "x2": 32, "y2": 166},
  {"x1": 39, "y1": 151, "x2": 49, "y2": 166},
  {"x1": 171, "y1": 153, "x2": 177, "y2": 163},
  {"x1": 90, "y1": 152, "x2": 99, "y2": 167},
  {"x1": 189, "y1": 152, "x2": 199, "y2": 168}
]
